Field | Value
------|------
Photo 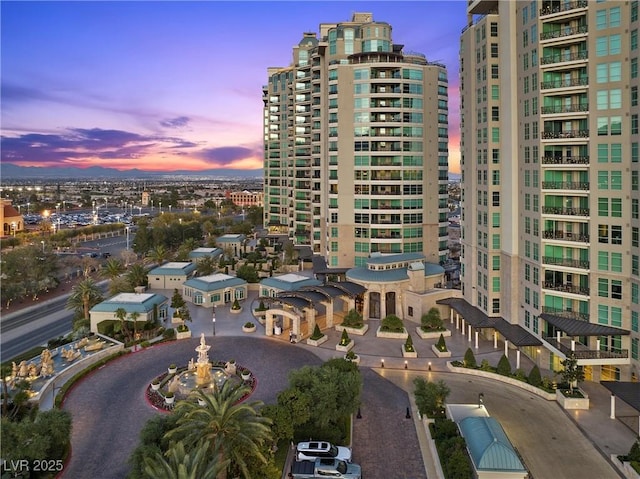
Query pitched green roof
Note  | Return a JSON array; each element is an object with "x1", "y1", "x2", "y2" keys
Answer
[
  {"x1": 183, "y1": 273, "x2": 246, "y2": 292},
  {"x1": 90, "y1": 292, "x2": 168, "y2": 314},
  {"x1": 459, "y1": 417, "x2": 527, "y2": 472}
]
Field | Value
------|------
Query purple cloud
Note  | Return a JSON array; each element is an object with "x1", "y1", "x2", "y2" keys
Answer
[
  {"x1": 160, "y1": 116, "x2": 190, "y2": 128},
  {"x1": 198, "y1": 146, "x2": 259, "y2": 167}
]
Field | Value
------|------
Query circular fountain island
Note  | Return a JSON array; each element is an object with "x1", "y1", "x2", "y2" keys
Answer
[{"x1": 147, "y1": 333, "x2": 254, "y2": 411}]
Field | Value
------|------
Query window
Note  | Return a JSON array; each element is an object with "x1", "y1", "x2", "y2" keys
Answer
[
  {"x1": 611, "y1": 198, "x2": 622, "y2": 217},
  {"x1": 491, "y1": 43, "x2": 499, "y2": 58},
  {"x1": 612, "y1": 225, "x2": 622, "y2": 245},
  {"x1": 612, "y1": 280, "x2": 622, "y2": 300},
  {"x1": 492, "y1": 213, "x2": 500, "y2": 227},
  {"x1": 598, "y1": 278, "x2": 609, "y2": 297}
]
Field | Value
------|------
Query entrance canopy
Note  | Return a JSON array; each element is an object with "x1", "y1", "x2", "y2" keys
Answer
[
  {"x1": 540, "y1": 313, "x2": 629, "y2": 337},
  {"x1": 437, "y1": 298, "x2": 542, "y2": 347}
]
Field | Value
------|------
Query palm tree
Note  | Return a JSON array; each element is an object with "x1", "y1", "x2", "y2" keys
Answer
[
  {"x1": 167, "y1": 383, "x2": 273, "y2": 479},
  {"x1": 143, "y1": 441, "x2": 228, "y2": 479},
  {"x1": 147, "y1": 245, "x2": 170, "y2": 265},
  {"x1": 102, "y1": 258, "x2": 125, "y2": 281},
  {"x1": 66, "y1": 278, "x2": 103, "y2": 322},
  {"x1": 126, "y1": 264, "x2": 148, "y2": 289},
  {"x1": 197, "y1": 256, "x2": 217, "y2": 277},
  {"x1": 113, "y1": 307, "x2": 129, "y2": 342},
  {"x1": 129, "y1": 311, "x2": 141, "y2": 341}
]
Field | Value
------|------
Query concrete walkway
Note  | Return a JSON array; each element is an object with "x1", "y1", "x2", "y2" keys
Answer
[{"x1": 58, "y1": 289, "x2": 638, "y2": 479}]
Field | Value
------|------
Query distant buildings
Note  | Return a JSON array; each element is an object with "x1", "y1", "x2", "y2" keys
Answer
[
  {"x1": 263, "y1": 12, "x2": 449, "y2": 268},
  {"x1": 1, "y1": 199, "x2": 23, "y2": 237}
]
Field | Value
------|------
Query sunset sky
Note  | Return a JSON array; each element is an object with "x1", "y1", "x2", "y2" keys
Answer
[{"x1": 1, "y1": 1, "x2": 467, "y2": 174}]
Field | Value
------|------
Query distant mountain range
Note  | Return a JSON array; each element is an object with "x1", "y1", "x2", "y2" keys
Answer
[{"x1": 0, "y1": 163, "x2": 264, "y2": 179}]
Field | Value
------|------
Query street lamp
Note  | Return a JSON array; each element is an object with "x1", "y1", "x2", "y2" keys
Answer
[
  {"x1": 27, "y1": 202, "x2": 30, "y2": 215},
  {"x1": 56, "y1": 203, "x2": 60, "y2": 216},
  {"x1": 212, "y1": 306, "x2": 216, "y2": 336},
  {"x1": 169, "y1": 205, "x2": 172, "y2": 213},
  {"x1": 41, "y1": 240, "x2": 45, "y2": 253},
  {"x1": 126, "y1": 226, "x2": 130, "y2": 250},
  {"x1": 159, "y1": 201, "x2": 162, "y2": 213}
]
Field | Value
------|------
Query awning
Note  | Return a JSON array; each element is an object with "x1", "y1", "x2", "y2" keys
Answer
[
  {"x1": 437, "y1": 298, "x2": 542, "y2": 347},
  {"x1": 540, "y1": 314, "x2": 629, "y2": 337},
  {"x1": 600, "y1": 382, "x2": 640, "y2": 412}
]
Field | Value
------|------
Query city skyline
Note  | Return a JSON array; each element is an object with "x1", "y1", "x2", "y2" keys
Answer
[{"x1": 0, "y1": 1, "x2": 466, "y2": 174}]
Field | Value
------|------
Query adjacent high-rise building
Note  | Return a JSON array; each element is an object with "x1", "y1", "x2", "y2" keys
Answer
[
  {"x1": 460, "y1": 0, "x2": 639, "y2": 381},
  {"x1": 263, "y1": 12, "x2": 449, "y2": 269}
]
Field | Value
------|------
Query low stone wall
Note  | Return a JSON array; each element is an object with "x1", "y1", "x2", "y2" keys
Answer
[
  {"x1": 446, "y1": 362, "x2": 556, "y2": 400},
  {"x1": 36, "y1": 340, "x2": 125, "y2": 409},
  {"x1": 306, "y1": 335, "x2": 328, "y2": 347},
  {"x1": 376, "y1": 326, "x2": 408, "y2": 339},
  {"x1": 416, "y1": 328, "x2": 451, "y2": 340},
  {"x1": 611, "y1": 455, "x2": 640, "y2": 479},
  {"x1": 335, "y1": 324, "x2": 369, "y2": 336}
]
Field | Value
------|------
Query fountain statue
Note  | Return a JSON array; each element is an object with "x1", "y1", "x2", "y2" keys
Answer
[{"x1": 195, "y1": 333, "x2": 212, "y2": 386}]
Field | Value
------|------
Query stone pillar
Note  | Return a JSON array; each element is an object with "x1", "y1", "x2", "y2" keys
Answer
[
  {"x1": 450, "y1": 309, "x2": 454, "y2": 324},
  {"x1": 265, "y1": 312, "x2": 274, "y2": 337},
  {"x1": 516, "y1": 350, "x2": 521, "y2": 369},
  {"x1": 461, "y1": 319, "x2": 465, "y2": 336},
  {"x1": 474, "y1": 331, "x2": 479, "y2": 349},
  {"x1": 504, "y1": 339, "x2": 509, "y2": 357},
  {"x1": 325, "y1": 302, "x2": 335, "y2": 328},
  {"x1": 305, "y1": 309, "x2": 316, "y2": 340},
  {"x1": 363, "y1": 292, "x2": 370, "y2": 320},
  {"x1": 494, "y1": 331, "x2": 498, "y2": 349},
  {"x1": 380, "y1": 288, "x2": 387, "y2": 318},
  {"x1": 467, "y1": 324, "x2": 472, "y2": 342},
  {"x1": 610, "y1": 394, "x2": 616, "y2": 419}
]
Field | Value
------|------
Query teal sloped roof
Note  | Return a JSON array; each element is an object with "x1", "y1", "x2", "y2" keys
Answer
[
  {"x1": 424, "y1": 262, "x2": 445, "y2": 276},
  {"x1": 183, "y1": 274, "x2": 247, "y2": 292},
  {"x1": 188, "y1": 247, "x2": 222, "y2": 259},
  {"x1": 366, "y1": 252, "x2": 425, "y2": 265},
  {"x1": 90, "y1": 293, "x2": 168, "y2": 314},
  {"x1": 459, "y1": 417, "x2": 526, "y2": 472},
  {"x1": 260, "y1": 274, "x2": 322, "y2": 291},
  {"x1": 148, "y1": 261, "x2": 197, "y2": 276},
  {"x1": 346, "y1": 267, "x2": 409, "y2": 283}
]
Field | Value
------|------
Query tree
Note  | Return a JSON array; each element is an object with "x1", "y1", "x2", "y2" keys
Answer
[
  {"x1": 102, "y1": 258, "x2": 125, "y2": 281},
  {"x1": 557, "y1": 353, "x2": 585, "y2": 393},
  {"x1": 436, "y1": 333, "x2": 448, "y2": 352},
  {"x1": 496, "y1": 355, "x2": 512, "y2": 376},
  {"x1": 147, "y1": 245, "x2": 170, "y2": 265},
  {"x1": 339, "y1": 329, "x2": 350, "y2": 346},
  {"x1": 528, "y1": 365, "x2": 542, "y2": 388},
  {"x1": 167, "y1": 384, "x2": 272, "y2": 479},
  {"x1": 197, "y1": 256, "x2": 217, "y2": 276},
  {"x1": 113, "y1": 307, "x2": 130, "y2": 341},
  {"x1": 171, "y1": 289, "x2": 186, "y2": 311},
  {"x1": 404, "y1": 334, "x2": 415, "y2": 353},
  {"x1": 413, "y1": 377, "x2": 450, "y2": 418},
  {"x1": 130, "y1": 311, "x2": 141, "y2": 341},
  {"x1": 421, "y1": 307, "x2": 444, "y2": 331},
  {"x1": 143, "y1": 441, "x2": 227, "y2": 479},
  {"x1": 236, "y1": 264, "x2": 259, "y2": 283},
  {"x1": 342, "y1": 309, "x2": 363, "y2": 328},
  {"x1": 463, "y1": 348, "x2": 477, "y2": 368},
  {"x1": 66, "y1": 278, "x2": 103, "y2": 322},
  {"x1": 126, "y1": 264, "x2": 148, "y2": 289}
]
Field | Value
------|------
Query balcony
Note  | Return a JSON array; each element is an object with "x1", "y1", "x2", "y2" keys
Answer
[
  {"x1": 540, "y1": 24, "x2": 588, "y2": 41},
  {"x1": 541, "y1": 181, "x2": 589, "y2": 190},
  {"x1": 543, "y1": 282, "x2": 589, "y2": 296},
  {"x1": 541, "y1": 130, "x2": 589, "y2": 139},
  {"x1": 541, "y1": 50, "x2": 588, "y2": 65},
  {"x1": 541, "y1": 206, "x2": 589, "y2": 216},
  {"x1": 542, "y1": 230, "x2": 589, "y2": 243},
  {"x1": 542, "y1": 307, "x2": 589, "y2": 321},
  {"x1": 541, "y1": 78, "x2": 588, "y2": 90},
  {"x1": 542, "y1": 155, "x2": 589, "y2": 165},
  {"x1": 542, "y1": 256, "x2": 589, "y2": 269},
  {"x1": 541, "y1": 103, "x2": 588, "y2": 113},
  {"x1": 539, "y1": 0, "x2": 588, "y2": 17},
  {"x1": 543, "y1": 337, "x2": 627, "y2": 361}
]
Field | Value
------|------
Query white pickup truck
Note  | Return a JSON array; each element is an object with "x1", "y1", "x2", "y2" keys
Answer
[{"x1": 290, "y1": 458, "x2": 362, "y2": 479}]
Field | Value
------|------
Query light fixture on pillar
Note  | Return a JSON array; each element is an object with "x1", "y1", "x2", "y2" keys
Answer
[
  {"x1": 381, "y1": 358, "x2": 385, "y2": 368},
  {"x1": 404, "y1": 360, "x2": 408, "y2": 369},
  {"x1": 478, "y1": 392, "x2": 484, "y2": 408},
  {"x1": 428, "y1": 361, "x2": 432, "y2": 371}
]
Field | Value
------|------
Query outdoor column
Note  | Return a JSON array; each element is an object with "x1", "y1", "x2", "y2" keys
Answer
[
  {"x1": 494, "y1": 331, "x2": 498, "y2": 349},
  {"x1": 461, "y1": 318, "x2": 465, "y2": 336},
  {"x1": 380, "y1": 289, "x2": 386, "y2": 318},
  {"x1": 265, "y1": 312, "x2": 273, "y2": 337},
  {"x1": 325, "y1": 302, "x2": 334, "y2": 328},
  {"x1": 596, "y1": 339, "x2": 601, "y2": 358},
  {"x1": 504, "y1": 339, "x2": 509, "y2": 356},
  {"x1": 456, "y1": 313, "x2": 460, "y2": 330},
  {"x1": 557, "y1": 331, "x2": 561, "y2": 343},
  {"x1": 571, "y1": 339, "x2": 575, "y2": 351},
  {"x1": 516, "y1": 350, "x2": 521, "y2": 369},
  {"x1": 305, "y1": 309, "x2": 315, "y2": 340},
  {"x1": 450, "y1": 309, "x2": 454, "y2": 324},
  {"x1": 467, "y1": 324, "x2": 472, "y2": 342},
  {"x1": 362, "y1": 292, "x2": 370, "y2": 320},
  {"x1": 610, "y1": 394, "x2": 616, "y2": 419},
  {"x1": 474, "y1": 331, "x2": 479, "y2": 349}
]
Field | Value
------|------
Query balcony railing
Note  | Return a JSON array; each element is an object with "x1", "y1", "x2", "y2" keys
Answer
[
  {"x1": 541, "y1": 103, "x2": 589, "y2": 113},
  {"x1": 540, "y1": 0, "x2": 588, "y2": 17},
  {"x1": 542, "y1": 256, "x2": 589, "y2": 269},
  {"x1": 542, "y1": 155, "x2": 589, "y2": 165},
  {"x1": 541, "y1": 181, "x2": 589, "y2": 190},
  {"x1": 541, "y1": 78, "x2": 588, "y2": 90},
  {"x1": 541, "y1": 50, "x2": 588, "y2": 65},
  {"x1": 542, "y1": 230, "x2": 589, "y2": 242},
  {"x1": 542, "y1": 307, "x2": 589, "y2": 321},
  {"x1": 543, "y1": 337, "x2": 627, "y2": 360},
  {"x1": 540, "y1": 24, "x2": 588, "y2": 41},
  {"x1": 541, "y1": 206, "x2": 589, "y2": 216},
  {"x1": 543, "y1": 282, "x2": 589, "y2": 295},
  {"x1": 541, "y1": 130, "x2": 589, "y2": 139}
]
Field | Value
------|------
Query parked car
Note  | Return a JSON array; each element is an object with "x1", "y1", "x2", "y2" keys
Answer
[
  {"x1": 296, "y1": 441, "x2": 352, "y2": 462},
  {"x1": 291, "y1": 458, "x2": 361, "y2": 479}
]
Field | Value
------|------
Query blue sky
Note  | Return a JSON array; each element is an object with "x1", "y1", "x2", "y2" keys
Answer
[{"x1": 1, "y1": 1, "x2": 468, "y2": 172}]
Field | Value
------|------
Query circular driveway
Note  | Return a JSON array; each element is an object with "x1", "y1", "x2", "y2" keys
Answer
[{"x1": 61, "y1": 337, "x2": 324, "y2": 479}]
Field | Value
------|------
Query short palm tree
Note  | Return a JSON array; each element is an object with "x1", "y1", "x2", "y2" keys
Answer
[
  {"x1": 66, "y1": 278, "x2": 103, "y2": 322},
  {"x1": 126, "y1": 264, "x2": 148, "y2": 289},
  {"x1": 147, "y1": 245, "x2": 170, "y2": 265},
  {"x1": 102, "y1": 258, "x2": 125, "y2": 281},
  {"x1": 143, "y1": 440, "x2": 227, "y2": 479},
  {"x1": 167, "y1": 383, "x2": 272, "y2": 479}
]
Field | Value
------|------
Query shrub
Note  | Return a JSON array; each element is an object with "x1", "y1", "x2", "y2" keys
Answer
[
  {"x1": 162, "y1": 328, "x2": 175, "y2": 339},
  {"x1": 414, "y1": 378, "x2": 450, "y2": 418},
  {"x1": 513, "y1": 369, "x2": 527, "y2": 382},
  {"x1": 165, "y1": 391, "x2": 175, "y2": 398},
  {"x1": 436, "y1": 333, "x2": 448, "y2": 352},
  {"x1": 339, "y1": 329, "x2": 350, "y2": 346},
  {"x1": 421, "y1": 307, "x2": 444, "y2": 331},
  {"x1": 381, "y1": 314, "x2": 404, "y2": 332},
  {"x1": 176, "y1": 324, "x2": 189, "y2": 333},
  {"x1": 496, "y1": 355, "x2": 512, "y2": 376},
  {"x1": 231, "y1": 298, "x2": 241, "y2": 310},
  {"x1": 342, "y1": 309, "x2": 364, "y2": 328},
  {"x1": 140, "y1": 341, "x2": 151, "y2": 348},
  {"x1": 463, "y1": 348, "x2": 477, "y2": 368},
  {"x1": 310, "y1": 324, "x2": 323, "y2": 340},
  {"x1": 404, "y1": 335, "x2": 415, "y2": 352},
  {"x1": 345, "y1": 350, "x2": 357, "y2": 360},
  {"x1": 244, "y1": 322, "x2": 255, "y2": 328},
  {"x1": 479, "y1": 359, "x2": 492, "y2": 371},
  {"x1": 528, "y1": 365, "x2": 542, "y2": 387}
]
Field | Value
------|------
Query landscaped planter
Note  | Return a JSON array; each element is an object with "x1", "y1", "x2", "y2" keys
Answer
[
  {"x1": 376, "y1": 326, "x2": 408, "y2": 339},
  {"x1": 171, "y1": 315, "x2": 183, "y2": 324},
  {"x1": 241, "y1": 371, "x2": 252, "y2": 381},
  {"x1": 416, "y1": 327, "x2": 452, "y2": 340},
  {"x1": 611, "y1": 455, "x2": 640, "y2": 479},
  {"x1": 230, "y1": 307, "x2": 243, "y2": 314},
  {"x1": 176, "y1": 329, "x2": 192, "y2": 340},
  {"x1": 336, "y1": 339, "x2": 354, "y2": 353},
  {"x1": 335, "y1": 324, "x2": 369, "y2": 336},
  {"x1": 198, "y1": 398, "x2": 206, "y2": 406},
  {"x1": 165, "y1": 395, "x2": 175, "y2": 405},
  {"x1": 151, "y1": 382, "x2": 160, "y2": 391},
  {"x1": 345, "y1": 354, "x2": 360, "y2": 365},
  {"x1": 306, "y1": 335, "x2": 328, "y2": 347},
  {"x1": 431, "y1": 344, "x2": 451, "y2": 358},
  {"x1": 168, "y1": 366, "x2": 177, "y2": 374},
  {"x1": 242, "y1": 324, "x2": 257, "y2": 333},
  {"x1": 402, "y1": 347, "x2": 418, "y2": 358},
  {"x1": 556, "y1": 389, "x2": 590, "y2": 410}
]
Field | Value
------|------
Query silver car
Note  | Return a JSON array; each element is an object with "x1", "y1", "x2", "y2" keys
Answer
[{"x1": 296, "y1": 441, "x2": 352, "y2": 462}]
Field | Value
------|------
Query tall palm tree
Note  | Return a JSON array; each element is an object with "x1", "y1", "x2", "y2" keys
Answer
[
  {"x1": 66, "y1": 278, "x2": 103, "y2": 322},
  {"x1": 126, "y1": 264, "x2": 148, "y2": 289},
  {"x1": 167, "y1": 383, "x2": 272, "y2": 479},
  {"x1": 102, "y1": 258, "x2": 125, "y2": 281},
  {"x1": 147, "y1": 245, "x2": 170, "y2": 265},
  {"x1": 143, "y1": 441, "x2": 228, "y2": 479},
  {"x1": 113, "y1": 307, "x2": 129, "y2": 342},
  {"x1": 129, "y1": 311, "x2": 141, "y2": 341}
]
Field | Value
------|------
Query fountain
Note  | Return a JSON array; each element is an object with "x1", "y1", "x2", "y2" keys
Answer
[{"x1": 174, "y1": 334, "x2": 241, "y2": 396}]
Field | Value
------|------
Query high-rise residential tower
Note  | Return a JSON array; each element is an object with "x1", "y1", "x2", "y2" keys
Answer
[
  {"x1": 263, "y1": 12, "x2": 449, "y2": 269},
  {"x1": 460, "y1": 0, "x2": 639, "y2": 381}
]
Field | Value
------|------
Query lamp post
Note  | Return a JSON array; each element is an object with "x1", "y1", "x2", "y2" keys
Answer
[
  {"x1": 27, "y1": 202, "x2": 30, "y2": 215},
  {"x1": 212, "y1": 307, "x2": 216, "y2": 336},
  {"x1": 41, "y1": 240, "x2": 45, "y2": 253},
  {"x1": 159, "y1": 201, "x2": 162, "y2": 213},
  {"x1": 126, "y1": 226, "x2": 130, "y2": 250}
]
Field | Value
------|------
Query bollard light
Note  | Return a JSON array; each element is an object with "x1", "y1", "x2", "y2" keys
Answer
[
  {"x1": 381, "y1": 358, "x2": 385, "y2": 368},
  {"x1": 404, "y1": 360, "x2": 408, "y2": 369}
]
